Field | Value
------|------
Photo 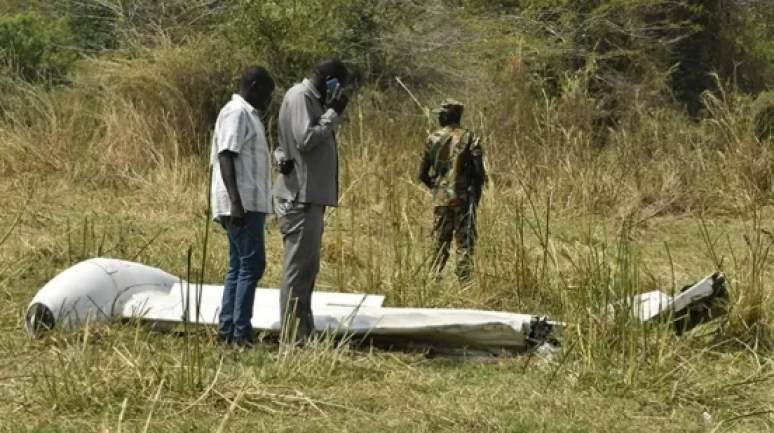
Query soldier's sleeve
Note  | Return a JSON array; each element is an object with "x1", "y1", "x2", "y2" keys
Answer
[{"x1": 418, "y1": 133, "x2": 436, "y2": 189}]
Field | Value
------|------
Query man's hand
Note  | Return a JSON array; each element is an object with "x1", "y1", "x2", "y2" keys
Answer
[
  {"x1": 230, "y1": 200, "x2": 245, "y2": 227},
  {"x1": 278, "y1": 158, "x2": 294, "y2": 175},
  {"x1": 327, "y1": 86, "x2": 349, "y2": 115},
  {"x1": 219, "y1": 150, "x2": 245, "y2": 227},
  {"x1": 418, "y1": 159, "x2": 434, "y2": 190}
]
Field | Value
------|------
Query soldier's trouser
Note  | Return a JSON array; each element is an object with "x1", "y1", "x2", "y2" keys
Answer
[{"x1": 431, "y1": 205, "x2": 476, "y2": 282}]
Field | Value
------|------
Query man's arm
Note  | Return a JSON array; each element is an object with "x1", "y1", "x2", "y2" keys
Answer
[
  {"x1": 290, "y1": 94, "x2": 339, "y2": 153},
  {"x1": 418, "y1": 159, "x2": 434, "y2": 189},
  {"x1": 215, "y1": 109, "x2": 246, "y2": 225},
  {"x1": 418, "y1": 135, "x2": 435, "y2": 189},
  {"x1": 291, "y1": 87, "x2": 349, "y2": 153},
  {"x1": 219, "y1": 150, "x2": 246, "y2": 226}
]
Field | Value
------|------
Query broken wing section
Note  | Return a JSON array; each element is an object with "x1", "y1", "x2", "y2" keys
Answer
[
  {"x1": 122, "y1": 287, "x2": 551, "y2": 353},
  {"x1": 607, "y1": 272, "x2": 729, "y2": 334}
]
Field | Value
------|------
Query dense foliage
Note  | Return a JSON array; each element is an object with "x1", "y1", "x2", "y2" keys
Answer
[
  {"x1": 3, "y1": 1, "x2": 772, "y2": 108},
  {"x1": 0, "y1": 11, "x2": 76, "y2": 83}
]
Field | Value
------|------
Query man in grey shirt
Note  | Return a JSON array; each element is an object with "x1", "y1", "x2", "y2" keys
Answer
[{"x1": 273, "y1": 58, "x2": 350, "y2": 347}]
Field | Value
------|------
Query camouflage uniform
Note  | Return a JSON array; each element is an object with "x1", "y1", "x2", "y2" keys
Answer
[{"x1": 421, "y1": 99, "x2": 484, "y2": 283}]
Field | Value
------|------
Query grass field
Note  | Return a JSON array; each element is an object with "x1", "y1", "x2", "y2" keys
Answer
[
  {"x1": 1, "y1": 146, "x2": 773, "y2": 432},
  {"x1": 1, "y1": 45, "x2": 774, "y2": 431}
]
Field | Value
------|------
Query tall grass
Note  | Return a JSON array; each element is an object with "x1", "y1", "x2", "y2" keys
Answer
[
  {"x1": 0, "y1": 36, "x2": 252, "y2": 183},
  {"x1": 1, "y1": 35, "x2": 774, "y2": 432},
  {"x1": 2, "y1": 39, "x2": 771, "y2": 331}
]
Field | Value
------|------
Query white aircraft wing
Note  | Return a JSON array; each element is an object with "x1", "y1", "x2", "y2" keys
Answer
[
  {"x1": 24, "y1": 258, "x2": 728, "y2": 355},
  {"x1": 25, "y1": 258, "x2": 555, "y2": 353},
  {"x1": 122, "y1": 287, "x2": 544, "y2": 351}
]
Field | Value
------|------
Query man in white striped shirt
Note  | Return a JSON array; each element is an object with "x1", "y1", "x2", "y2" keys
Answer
[{"x1": 210, "y1": 66, "x2": 275, "y2": 348}]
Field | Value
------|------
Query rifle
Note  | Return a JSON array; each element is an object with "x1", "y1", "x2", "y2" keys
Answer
[
  {"x1": 464, "y1": 137, "x2": 480, "y2": 243},
  {"x1": 395, "y1": 76, "x2": 433, "y2": 134}
]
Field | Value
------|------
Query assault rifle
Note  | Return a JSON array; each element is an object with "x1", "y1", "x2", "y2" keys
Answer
[
  {"x1": 395, "y1": 76, "x2": 433, "y2": 134},
  {"x1": 464, "y1": 139, "x2": 482, "y2": 242}
]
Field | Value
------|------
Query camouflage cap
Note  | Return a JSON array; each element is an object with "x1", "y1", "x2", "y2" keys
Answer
[{"x1": 431, "y1": 98, "x2": 465, "y2": 115}]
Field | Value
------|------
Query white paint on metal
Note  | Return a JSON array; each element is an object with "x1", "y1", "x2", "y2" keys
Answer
[
  {"x1": 606, "y1": 273, "x2": 721, "y2": 322},
  {"x1": 25, "y1": 258, "x2": 547, "y2": 352},
  {"x1": 25, "y1": 258, "x2": 726, "y2": 354},
  {"x1": 25, "y1": 258, "x2": 180, "y2": 333}
]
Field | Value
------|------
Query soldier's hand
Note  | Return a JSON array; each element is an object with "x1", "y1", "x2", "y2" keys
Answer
[{"x1": 328, "y1": 86, "x2": 349, "y2": 115}]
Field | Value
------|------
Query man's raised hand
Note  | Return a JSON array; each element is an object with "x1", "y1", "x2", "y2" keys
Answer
[{"x1": 328, "y1": 86, "x2": 349, "y2": 115}]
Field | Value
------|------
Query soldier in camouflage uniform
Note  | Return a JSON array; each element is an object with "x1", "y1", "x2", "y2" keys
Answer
[{"x1": 418, "y1": 99, "x2": 486, "y2": 283}]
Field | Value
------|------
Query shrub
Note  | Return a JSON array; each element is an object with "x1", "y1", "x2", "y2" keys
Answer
[
  {"x1": 56, "y1": 0, "x2": 119, "y2": 52},
  {"x1": 0, "y1": 35, "x2": 257, "y2": 181},
  {"x1": 54, "y1": 0, "x2": 228, "y2": 52},
  {"x1": 221, "y1": 0, "x2": 423, "y2": 87},
  {"x1": 0, "y1": 11, "x2": 78, "y2": 83}
]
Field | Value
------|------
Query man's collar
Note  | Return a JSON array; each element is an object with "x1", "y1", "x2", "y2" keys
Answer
[
  {"x1": 302, "y1": 78, "x2": 322, "y2": 99},
  {"x1": 232, "y1": 94, "x2": 258, "y2": 115}
]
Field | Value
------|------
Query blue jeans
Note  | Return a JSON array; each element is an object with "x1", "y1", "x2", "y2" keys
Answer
[{"x1": 218, "y1": 211, "x2": 267, "y2": 344}]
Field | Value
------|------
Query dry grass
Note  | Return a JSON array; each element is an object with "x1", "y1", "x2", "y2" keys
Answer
[{"x1": 1, "y1": 44, "x2": 774, "y2": 432}]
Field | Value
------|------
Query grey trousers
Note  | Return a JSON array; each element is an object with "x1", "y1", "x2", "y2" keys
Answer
[{"x1": 277, "y1": 200, "x2": 325, "y2": 346}]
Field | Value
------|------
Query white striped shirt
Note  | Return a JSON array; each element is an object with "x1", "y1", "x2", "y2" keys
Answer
[{"x1": 210, "y1": 94, "x2": 273, "y2": 221}]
